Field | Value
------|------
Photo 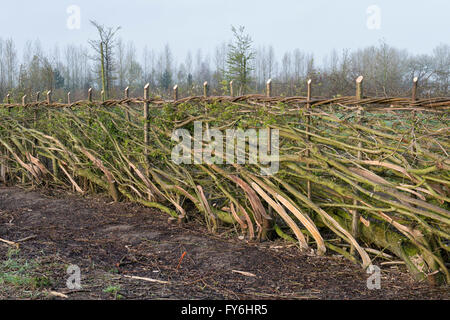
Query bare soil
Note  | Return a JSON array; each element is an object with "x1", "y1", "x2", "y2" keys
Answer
[{"x1": 0, "y1": 187, "x2": 448, "y2": 300}]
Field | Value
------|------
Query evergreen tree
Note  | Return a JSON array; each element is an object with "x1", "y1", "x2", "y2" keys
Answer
[
  {"x1": 53, "y1": 69, "x2": 65, "y2": 89},
  {"x1": 225, "y1": 26, "x2": 255, "y2": 95},
  {"x1": 159, "y1": 69, "x2": 173, "y2": 92}
]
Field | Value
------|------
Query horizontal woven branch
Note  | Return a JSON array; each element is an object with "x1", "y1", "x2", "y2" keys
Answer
[{"x1": 1, "y1": 94, "x2": 450, "y2": 109}]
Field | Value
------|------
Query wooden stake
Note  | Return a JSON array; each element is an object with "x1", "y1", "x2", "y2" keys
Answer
[
  {"x1": 173, "y1": 85, "x2": 178, "y2": 101},
  {"x1": 356, "y1": 76, "x2": 363, "y2": 100},
  {"x1": 203, "y1": 81, "x2": 208, "y2": 98},
  {"x1": 22, "y1": 95, "x2": 27, "y2": 106},
  {"x1": 2, "y1": 94, "x2": 11, "y2": 182},
  {"x1": 307, "y1": 79, "x2": 312, "y2": 103},
  {"x1": 306, "y1": 79, "x2": 312, "y2": 200},
  {"x1": 67, "y1": 92, "x2": 71, "y2": 104},
  {"x1": 411, "y1": 77, "x2": 419, "y2": 170},
  {"x1": 265, "y1": 79, "x2": 273, "y2": 155},
  {"x1": 266, "y1": 79, "x2": 272, "y2": 97},
  {"x1": 47, "y1": 90, "x2": 52, "y2": 104},
  {"x1": 46, "y1": 90, "x2": 57, "y2": 180},
  {"x1": 124, "y1": 86, "x2": 130, "y2": 121},
  {"x1": 34, "y1": 92, "x2": 39, "y2": 125},
  {"x1": 412, "y1": 77, "x2": 418, "y2": 103},
  {"x1": 88, "y1": 88, "x2": 93, "y2": 102},
  {"x1": 230, "y1": 80, "x2": 234, "y2": 97},
  {"x1": 144, "y1": 83, "x2": 150, "y2": 166},
  {"x1": 351, "y1": 75, "x2": 364, "y2": 255}
]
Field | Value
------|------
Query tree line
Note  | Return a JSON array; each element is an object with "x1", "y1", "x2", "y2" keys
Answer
[{"x1": 1, "y1": 22, "x2": 449, "y2": 103}]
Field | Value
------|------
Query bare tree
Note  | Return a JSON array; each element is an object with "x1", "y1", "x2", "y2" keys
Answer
[
  {"x1": 432, "y1": 44, "x2": 450, "y2": 96},
  {"x1": 0, "y1": 39, "x2": 5, "y2": 97},
  {"x1": 116, "y1": 38, "x2": 126, "y2": 90},
  {"x1": 143, "y1": 46, "x2": 156, "y2": 87},
  {"x1": 125, "y1": 42, "x2": 143, "y2": 89},
  {"x1": 88, "y1": 20, "x2": 121, "y2": 97},
  {"x1": 1, "y1": 28, "x2": 449, "y2": 100},
  {"x1": 4, "y1": 39, "x2": 18, "y2": 90}
]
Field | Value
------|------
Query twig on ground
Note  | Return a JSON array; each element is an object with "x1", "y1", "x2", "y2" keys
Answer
[
  {"x1": 0, "y1": 237, "x2": 19, "y2": 248},
  {"x1": 17, "y1": 235, "x2": 37, "y2": 242},
  {"x1": 47, "y1": 291, "x2": 69, "y2": 299},
  {"x1": 123, "y1": 274, "x2": 170, "y2": 284},
  {"x1": 232, "y1": 270, "x2": 257, "y2": 277}
]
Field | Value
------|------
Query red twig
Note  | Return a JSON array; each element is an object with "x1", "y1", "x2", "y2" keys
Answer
[{"x1": 177, "y1": 251, "x2": 187, "y2": 270}]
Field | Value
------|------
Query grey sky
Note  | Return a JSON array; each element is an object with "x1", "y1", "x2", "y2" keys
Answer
[{"x1": 1, "y1": 0, "x2": 449, "y2": 63}]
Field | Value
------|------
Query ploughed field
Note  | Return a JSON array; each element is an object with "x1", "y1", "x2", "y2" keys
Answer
[{"x1": 0, "y1": 187, "x2": 448, "y2": 300}]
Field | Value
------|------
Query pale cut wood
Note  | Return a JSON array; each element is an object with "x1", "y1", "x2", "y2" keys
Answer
[
  {"x1": 173, "y1": 85, "x2": 178, "y2": 101},
  {"x1": 124, "y1": 87, "x2": 130, "y2": 121},
  {"x1": 0, "y1": 237, "x2": 18, "y2": 247},
  {"x1": 46, "y1": 90, "x2": 52, "y2": 104},
  {"x1": 412, "y1": 77, "x2": 419, "y2": 102},
  {"x1": 251, "y1": 182, "x2": 308, "y2": 249},
  {"x1": 203, "y1": 81, "x2": 208, "y2": 97},
  {"x1": 48, "y1": 291, "x2": 69, "y2": 299},
  {"x1": 123, "y1": 275, "x2": 170, "y2": 284},
  {"x1": 266, "y1": 79, "x2": 272, "y2": 97},
  {"x1": 232, "y1": 270, "x2": 256, "y2": 277}
]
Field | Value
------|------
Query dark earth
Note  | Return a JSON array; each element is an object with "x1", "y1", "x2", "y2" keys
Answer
[{"x1": 0, "y1": 186, "x2": 448, "y2": 300}]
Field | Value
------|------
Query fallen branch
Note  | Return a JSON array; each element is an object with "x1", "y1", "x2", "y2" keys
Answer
[
  {"x1": 122, "y1": 275, "x2": 170, "y2": 284},
  {"x1": 232, "y1": 270, "x2": 257, "y2": 277}
]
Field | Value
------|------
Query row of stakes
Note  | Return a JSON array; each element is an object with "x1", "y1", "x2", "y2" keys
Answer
[{"x1": 3, "y1": 76, "x2": 420, "y2": 106}]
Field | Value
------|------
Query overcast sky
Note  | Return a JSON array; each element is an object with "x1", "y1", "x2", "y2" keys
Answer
[{"x1": 1, "y1": 0, "x2": 449, "y2": 63}]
